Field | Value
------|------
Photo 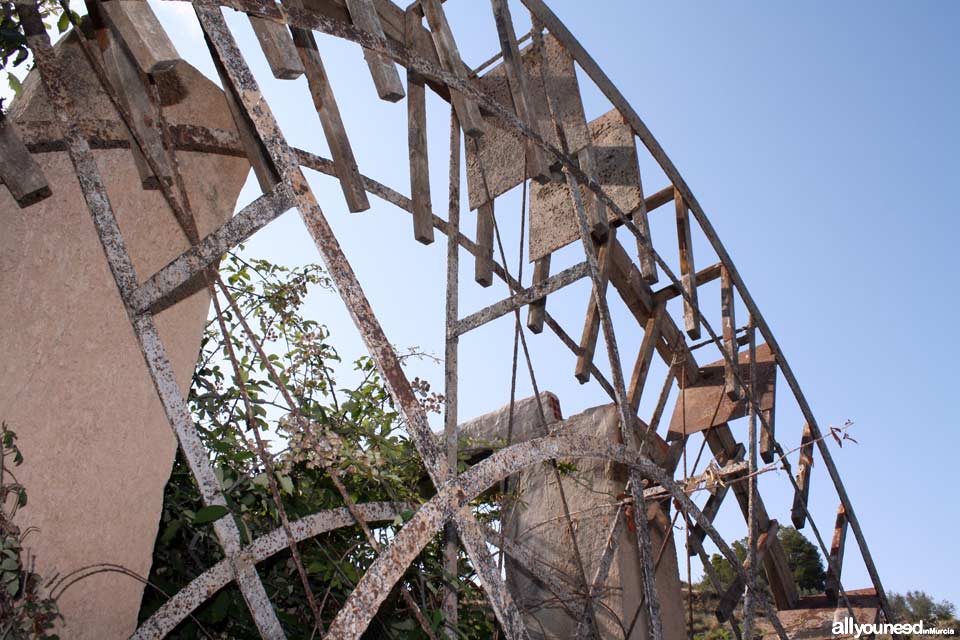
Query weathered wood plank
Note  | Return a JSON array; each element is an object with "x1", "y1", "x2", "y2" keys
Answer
[
  {"x1": 631, "y1": 170, "x2": 657, "y2": 283},
  {"x1": 100, "y1": 0, "x2": 179, "y2": 74},
  {"x1": 791, "y1": 423, "x2": 815, "y2": 529},
  {"x1": 465, "y1": 33, "x2": 589, "y2": 210},
  {"x1": 489, "y1": 0, "x2": 549, "y2": 181},
  {"x1": 759, "y1": 396, "x2": 776, "y2": 463},
  {"x1": 418, "y1": 0, "x2": 484, "y2": 137},
  {"x1": 526, "y1": 254, "x2": 550, "y2": 334},
  {"x1": 0, "y1": 113, "x2": 50, "y2": 208},
  {"x1": 101, "y1": 28, "x2": 171, "y2": 190},
  {"x1": 407, "y1": 62, "x2": 432, "y2": 243},
  {"x1": 675, "y1": 187, "x2": 700, "y2": 339},
  {"x1": 346, "y1": 0, "x2": 405, "y2": 101},
  {"x1": 653, "y1": 262, "x2": 721, "y2": 304},
  {"x1": 607, "y1": 237, "x2": 699, "y2": 381},
  {"x1": 825, "y1": 504, "x2": 848, "y2": 603},
  {"x1": 285, "y1": 0, "x2": 370, "y2": 211},
  {"x1": 574, "y1": 232, "x2": 615, "y2": 383},
  {"x1": 627, "y1": 305, "x2": 662, "y2": 411},
  {"x1": 474, "y1": 200, "x2": 495, "y2": 286},
  {"x1": 721, "y1": 265, "x2": 741, "y2": 400},
  {"x1": 248, "y1": 15, "x2": 304, "y2": 80},
  {"x1": 667, "y1": 344, "x2": 775, "y2": 438},
  {"x1": 529, "y1": 109, "x2": 639, "y2": 261}
]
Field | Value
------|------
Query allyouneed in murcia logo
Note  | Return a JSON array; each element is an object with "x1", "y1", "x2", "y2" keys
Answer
[{"x1": 833, "y1": 618, "x2": 956, "y2": 638}]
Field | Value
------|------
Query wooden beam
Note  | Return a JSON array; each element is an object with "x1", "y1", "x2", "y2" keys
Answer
[
  {"x1": 475, "y1": 200, "x2": 495, "y2": 286},
  {"x1": 631, "y1": 173, "x2": 657, "y2": 283},
  {"x1": 653, "y1": 262, "x2": 722, "y2": 304},
  {"x1": 720, "y1": 265, "x2": 741, "y2": 400},
  {"x1": 627, "y1": 305, "x2": 662, "y2": 411},
  {"x1": 286, "y1": 0, "x2": 370, "y2": 212},
  {"x1": 607, "y1": 238, "x2": 699, "y2": 382},
  {"x1": 406, "y1": 26, "x2": 433, "y2": 244},
  {"x1": 100, "y1": 0, "x2": 179, "y2": 74},
  {"x1": 791, "y1": 423, "x2": 814, "y2": 529},
  {"x1": 825, "y1": 504, "x2": 848, "y2": 604},
  {"x1": 346, "y1": 0, "x2": 405, "y2": 101},
  {"x1": 489, "y1": 0, "x2": 549, "y2": 181},
  {"x1": 0, "y1": 113, "x2": 51, "y2": 208},
  {"x1": 760, "y1": 403, "x2": 777, "y2": 464},
  {"x1": 574, "y1": 232, "x2": 615, "y2": 384},
  {"x1": 675, "y1": 188, "x2": 701, "y2": 340},
  {"x1": 418, "y1": 0, "x2": 484, "y2": 137},
  {"x1": 716, "y1": 519, "x2": 780, "y2": 623},
  {"x1": 248, "y1": 15, "x2": 304, "y2": 80},
  {"x1": 526, "y1": 254, "x2": 550, "y2": 334},
  {"x1": 101, "y1": 28, "x2": 171, "y2": 190}
]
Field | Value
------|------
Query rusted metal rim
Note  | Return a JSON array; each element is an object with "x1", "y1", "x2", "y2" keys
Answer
[{"x1": 132, "y1": 502, "x2": 407, "y2": 639}]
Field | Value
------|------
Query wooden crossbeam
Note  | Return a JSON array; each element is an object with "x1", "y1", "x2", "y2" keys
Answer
[
  {"x1": 574, "y1": 232, "x2": 615, "y2": 383},
  {"x1": 101, "y1": 28, "x2": 171, "y2": 190},
  {"x1": 716, "y1": 519, "x2": 780, "y2": 623},
  {"x1": 825, "y1": 503, "x2": 848, "y2": 603},
  {"x1": 100, "y1": 0, "x2": 179, "y2": 74},
  {"x1": 759, "y1": 402, "x2": 777, "y2": 464},
  {"x1": 248, "y1": 15, "x2": 304, "y2": 80},
  {"x1": 705, "y1": 423, "x2": 800, "y2": 611},
  {"x1": 474, "y1": 200, "x2": 495, "y2": 287},
  {"x1": 674, "y1": 188, "x2": 701, "y2": 339},
  {"x1": 0, "y1": 113, "x2": 51, "y2": 208},
  {"x1": 489, "y1": 0, "x2": 549, "y2": 181},
  {"x1": 418, "y1": 0, "x2": 484, "y2": 137},
  {"x1": 285, "y1": 0, "x2": 370, "y2": 212},
  {"x1": 652, "y1": 262, "x2": 721, "y2": 304},
  {"x1": 607, "y1": 238, "x2": 700, "y2": 383},
  {"x1": 605, "y1": 184, "x2": 673, "y2": 236},
  {"x1": 720, "y1": 265, "x2": 741, "y2": 400},
  {"x1": 627, "y1": 305, "x2": 663, "y2": 411},
  {"x1": 631, "y1": 174, "x2": 657, "y2": 283},
  {"x1": 405, "y1": 12, "x2": 433, "y2": 245},
  {"x1": 791, "y1": 422, "x2": 814, "y2": 529},
  {"x1": 346, "y1": 0, "x2": 405, "y2": 101},
  {"x1": 526, "y1": 255, "x2": 550, "y2": 334}
]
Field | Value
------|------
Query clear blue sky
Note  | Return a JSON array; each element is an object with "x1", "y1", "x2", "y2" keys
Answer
[{"x1": 16, "y1": 0, "x2": 959, "y2": 611}]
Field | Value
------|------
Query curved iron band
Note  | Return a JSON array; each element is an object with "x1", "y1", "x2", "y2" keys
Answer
[
  {"x1": 132, "y1": 502, "x2": 407, "y2": 639},
  {"x1": 322, "y1": 433, "x2": 788, "y2": 639}
]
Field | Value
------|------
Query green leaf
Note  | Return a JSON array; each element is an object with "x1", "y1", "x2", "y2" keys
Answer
[
  {"x1": 277, "y1": 473, "x2": 294, "y2": 495},
  {"x1": 7, "y1": 72, "x2": 22, "y2": 96},
  {"x1": 57, "y1": 11, "x2": 69, "y2": 33},
  {"x1": 1, "y1": 557, "x2": 18, "y2": 571},
  {"x1": 192, "y1": 505, "x2": 230, "y2": 524},
  {"x1": 159, "y1": 519, "x2": 183, "y2": 545}
]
